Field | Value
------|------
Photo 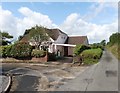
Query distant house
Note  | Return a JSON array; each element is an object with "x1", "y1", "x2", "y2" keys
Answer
[
  {"x1": 66, "y1": 36, "x2": 89, "y2": 56},
  {"x1": 21, "y1": 28, "x2": 89, "y2": 56}
]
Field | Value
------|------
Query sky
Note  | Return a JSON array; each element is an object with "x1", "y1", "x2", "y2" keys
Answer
[{"x1": 0, "y1": 1, "x2": 118, "y2": 44}]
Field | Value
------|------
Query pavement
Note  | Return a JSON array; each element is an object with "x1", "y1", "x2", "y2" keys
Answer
[
  {"x1": 57, "y1": 50, "x2": 118, "y2": 91},
  {"x1": 0, "y1": 50, "x2": 118, "y2": 92},
  {"x1": 0, "y1": 75, "x2": 11, "y2": 93}
]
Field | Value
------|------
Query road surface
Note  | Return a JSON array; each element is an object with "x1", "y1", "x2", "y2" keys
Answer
[
  {"x1": 0, "y1": 50, "x2": 118, "y2": 92},
  {"x1": 58, "y1": 50, "x2": 118, "y2": 92}
]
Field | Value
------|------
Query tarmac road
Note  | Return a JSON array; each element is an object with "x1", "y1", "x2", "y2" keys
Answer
[
  {"x1": 1, "y1": 50, "x2": 118, "y2": 92},
  {"x1": 57, "y1": 50, "x2": 118, "y2": 92},
  {"x1": 0, "y1": 63, "x2": 42, "y2": 92}
]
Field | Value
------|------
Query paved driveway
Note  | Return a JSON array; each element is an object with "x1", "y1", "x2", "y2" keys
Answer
[{"x1": 58, "y1": 50, "x2": 118, "y2": 91}]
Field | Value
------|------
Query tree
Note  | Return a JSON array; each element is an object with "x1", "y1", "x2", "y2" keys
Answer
[
  {"x1": 109, "y1": 32, "x2": 120, "y2": 46},
  {"x1": 100, "y1": 40, "x2": 106, "y2": 46},
  {"x1": 28, "y1": 25, "x2": 49, "y2": 49},
  {"x1": 0, "y1": 31, "x2": 13, "y2": 46}
]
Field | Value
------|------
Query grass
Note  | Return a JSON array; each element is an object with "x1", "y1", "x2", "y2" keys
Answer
[
  {"x1": 106, "y1": 44, "x2": 120, "y2": 60},
  {"x1": 81, "y1": 48, "x2": 103, "y2": 65},
  {"x1": 83, "y1": 58, "x2": 99, "y2": 65}
]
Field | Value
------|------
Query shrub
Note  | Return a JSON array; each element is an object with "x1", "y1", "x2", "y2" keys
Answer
[
  {"x1": 90, "y1": 43, "x2": 104, "y2": 50},
  {"x1": 81, "y1": 48, "x2": 103, "y2": 65},
  {"x1": 74, "y1": 44, "x2": 91, "y2": 55},
  {"x1": 82, "y1": 48, "x2": 103, "y2": 59},
  {"x1": 0, "y1": 46, "x2": 6, "y2": 57},
  {"x1": 10, "y1": 42, "x2": 32, "y2": 58},
  {"x1": 109, "y1": 32, "x2": 120, "y2": 46},
  {"x1": 31, "y1": 49, "x2": 46, "y2": 58},
  {"x1": 4, "y1": 45, "x2": 13, "y2": 57},
  {"x1": 0, "y1": 45, "x2": 12, "y2": 58}
]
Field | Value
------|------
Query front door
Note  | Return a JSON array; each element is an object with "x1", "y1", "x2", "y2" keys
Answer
[{"x1": 64, "y1": 46, "x2": 68, "y2": 56}]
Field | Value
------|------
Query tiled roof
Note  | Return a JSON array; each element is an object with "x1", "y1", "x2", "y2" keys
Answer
[
  {"x1": 20, "y1": 35, "x2": 29, "y2": 42},
  {"x1": 20, "y1": 28, "x2": 67, "y2": 42},
  {"x1": 46, "y1": 29, "x2": 67, "y2": 40},
  {"x1": 68, "y1": 36, "x2": 88, "y2": 45}
]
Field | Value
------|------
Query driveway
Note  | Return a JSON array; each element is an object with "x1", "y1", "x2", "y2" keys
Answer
[
  {"x1": 1, "y1": 59, "x2": 88, "y2": 91},
  {"x1": 57, "y1": 50, "x2": 118, "y2": 91}
]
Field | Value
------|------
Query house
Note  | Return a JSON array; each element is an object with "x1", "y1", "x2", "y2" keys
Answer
[
  {"x1": 20, "y1": 28, "x2": 89, "y2": 56},
  {"x1": 45, "y1": 29, "x2": 89, "y2": 56},
  {"x1": 67, "y1": 36, "x2": 89, "y2": 56}
]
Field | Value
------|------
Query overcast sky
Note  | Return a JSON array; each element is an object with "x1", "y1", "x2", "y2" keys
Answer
[{"x1": 0, "y1": 1, "x2": 118, "y2": 43}]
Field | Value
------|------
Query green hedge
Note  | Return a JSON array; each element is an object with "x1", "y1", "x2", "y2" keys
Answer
[
  {"x1": 10, "y1": 42, "x2": 32, "y2": 58},
  {"x1": 81, "y1": 48, "x2": 103, "y2": 65},
  {"x1": 0, "y1": 45, "x2": 12, "y2": 58},
  {"x1": 31, "y1": 49, "x2": 46, "y2": 58},
  {"x1": 74, "y1": 44, "x2": 91, "y2": 55},
  {"x1": 90, "y1": 43, "x2": 104, "y2": 50}
]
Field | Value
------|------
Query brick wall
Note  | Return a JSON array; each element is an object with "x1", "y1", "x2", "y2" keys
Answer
[{"x1": 31, "y1": 54, "x2": 48, "y2": 62}]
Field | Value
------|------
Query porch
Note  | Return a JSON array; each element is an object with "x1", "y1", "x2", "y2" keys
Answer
[{"x1": 48, "y1": 43, "x2": 76, "y2": 57}]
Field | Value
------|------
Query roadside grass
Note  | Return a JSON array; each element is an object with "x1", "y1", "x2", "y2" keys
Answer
[
  {"x1": 81, "y1": 48, "x2": 103, "y2": 65},
  {"x1": 83, "y1": 58, "x2": 99, "y2": 65},
  {"x1": 106, "y1": 44, "x2": 120, "y2": 60}
]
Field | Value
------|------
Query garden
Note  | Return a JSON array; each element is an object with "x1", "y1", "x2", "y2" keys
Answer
[
  {"x1": 0, "y1": 42, "x2": 56, "y2": 62},
  {"x1": 73, "y1": 44, "x2": 103, "y2": 65}
]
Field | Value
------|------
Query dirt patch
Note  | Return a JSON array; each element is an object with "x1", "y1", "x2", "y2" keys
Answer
[
  {"x1": 10, "y1": 76, "x2": 18, "y2": 91},
  {"x1": 44, "y1": 69, "x2": 74, "y2": 79},
  {"x1": 2, "y1": 61, "x2": 88, "y2": 91}
]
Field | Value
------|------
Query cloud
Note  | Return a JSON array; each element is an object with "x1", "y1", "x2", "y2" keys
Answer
[
  {"x1": 0, "y1": 6, "x2": 118, "y2": 44},
  {"x1": 18, "y1": 7, "x2": 53, "y2": 27},
  {"x1": 0, "y1": 6, "x2": 17, "y2": 38},
  {"x1": 83, "y1": 2, "x2": 118, "y2": 21},
  {"x1": 60, "y1": 13, "x2": 118, "y2": 43},
  {"x1": 0, "y1": 6, "x2": 57, "y2": 40},
  {"x1": 83, "y1": 2, "x2": 104, "y2": 21}
]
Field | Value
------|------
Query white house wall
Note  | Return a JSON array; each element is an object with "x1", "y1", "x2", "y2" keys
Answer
[
  {"x1": 55, "y1": 33, "x2": 68, "y2": 44},
  {"x1": 84, "y1": 39, "x2": 89, "y2": 45}
]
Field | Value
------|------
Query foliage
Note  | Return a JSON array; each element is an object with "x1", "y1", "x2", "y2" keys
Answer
[
  {"x1": 0, "y1": 46, "x2": 6, "y2": 57},
  {"x1": 107, "y1": 44, "x2": 120, "y2": 60},
  {"x1": 100, "y1": 40, "x2": 106, "y2": 46},
  {"x1": 10, "y1": 42, "x2": 32, "y2": 58},
  {"x1": 31, "y1": 49, "x2": 46, "y2": 58},
  {"x1": 109, "y1": 32, "x2": 120, "y2": 46},
  {"x1": 28, "y1": 25, "x2": 49, "y2": 49},
  {"x1": 73, "y1": 44, "x2": 91, "y2": 55},
  {"x1": 90, "y1": 43, "x2": 104, "y2": 50},
  {"x1": 0, "y1": 31, "x2": 13, "y2": 45},
  {"x1": 0, "y1": 45, "x2": 13, "y2": 57},
  {"x1": 81, "y1": 48, "x2": 103, "y2": 65},
  {"x1": 107, "y1": 33, "x2": 120, "y2": 60}
]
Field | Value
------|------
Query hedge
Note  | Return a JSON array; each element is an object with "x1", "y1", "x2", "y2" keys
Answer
[
  {"x1": 81, "y1": 48, "x2": 103, "y2": 65},
  {"x1": 31, "y1": 49, "x2": 46, "y2": 58},
  {"x1": 0, "y1": 45, "x2": 12, "y2": 58},
  {"x1": 10, "y1": 42, "x2": 32, "y2": 58},
  {"x1": 74, "y1": 44, "x2": 91, "y2": 55},
  {"x1": 90, "y1": 43, "x2": 104, "y2": 50}
]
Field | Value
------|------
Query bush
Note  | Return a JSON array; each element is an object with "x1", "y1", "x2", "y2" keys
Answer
[
  {"x1": 31, "y1": 49, "x2": 46, "y2": 58},
  {"x1": 0, "y1": 45, "x2": 12, "y2": 58},
  {"x1": 0, "y1": 46, "x2": 6, "y2": 57},
  {"x1": 4, "y1": 45, "x2": 13, "y2": 57},
  {"x1": 10, "y1": 42, "x2": 32, "y2": 58},
  {"x1": 90, "y1": 43, "x2": 104, "y2": 50},
  {"x1": 74, "y1": 44, "x2": 91, "y2": 55},
  {"x1": 81, "y1": 48, "x2": 103, "y2": 65},
  {"x1": 109, "y1": 32, "x2": 120, "y2": 46}
]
